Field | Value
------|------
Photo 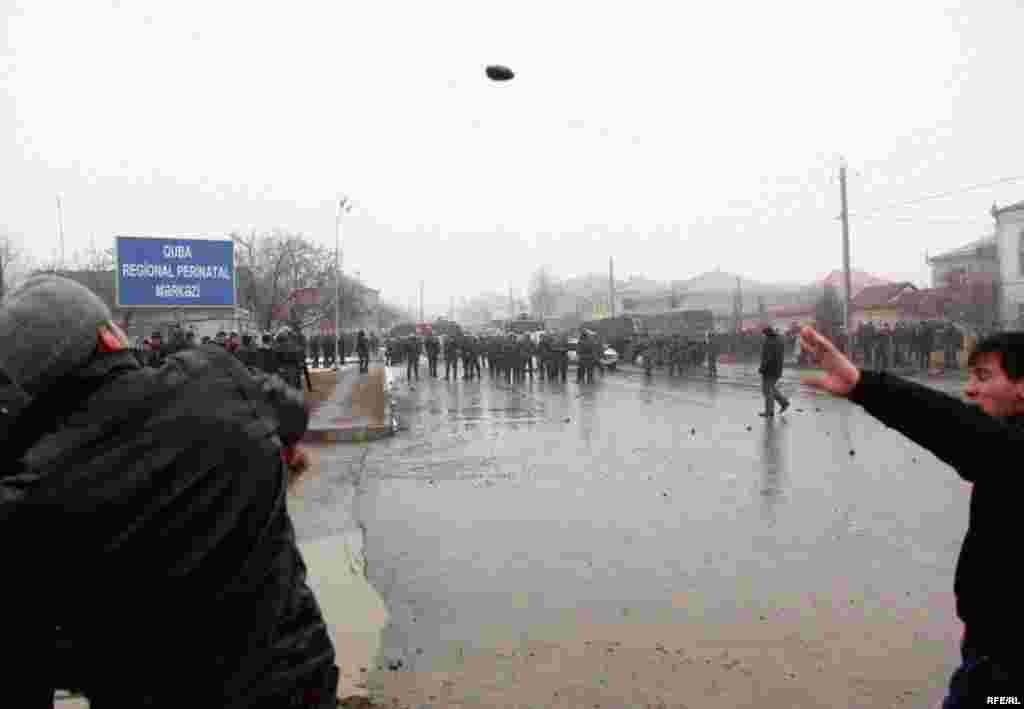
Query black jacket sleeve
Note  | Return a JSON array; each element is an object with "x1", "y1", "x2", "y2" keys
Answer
[
  {"x1": 174, "y1": 345, "x2": 309, "y2": 447},
  {"x1": 847, "y1": 370, "x2": 1024, "y2": 483},
  {"x1": 1, "y1": 471, "x2": 55, "y2": 708},
  {"x1": 249, "y1": 370, "x2": 309, "y2": 444}
]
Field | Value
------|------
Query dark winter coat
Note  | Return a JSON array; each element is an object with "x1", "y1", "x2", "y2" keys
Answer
[
  {"x1": 849, "y1": 370, "x2": 1024, "y2": 667},
  {"x1": 1, "y1": 345, "x2": 335, "y2": 708},
  {"x1": 758, "y1": 332, "x2": 785, "y2": 379}
]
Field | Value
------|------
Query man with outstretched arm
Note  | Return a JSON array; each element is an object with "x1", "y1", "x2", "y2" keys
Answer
[{"x1": 799, "y1": 325, "x2": 1022, "y2": 707}]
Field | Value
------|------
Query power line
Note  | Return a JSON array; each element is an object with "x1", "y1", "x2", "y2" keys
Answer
[
  {"x1": 849, "y1": 175, "x2": 1024, "y2": 217},
  {"x1": 850, "y1": 213, "x2": 992, "y2": 225}
]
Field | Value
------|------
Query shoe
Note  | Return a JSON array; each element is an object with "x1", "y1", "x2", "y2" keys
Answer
[
  {"x1": 779, "y1": 401, "x2": 790, "y2": 414},
  {"x1": 758, "y1": 412, "x2": 774, "y2": 418}
]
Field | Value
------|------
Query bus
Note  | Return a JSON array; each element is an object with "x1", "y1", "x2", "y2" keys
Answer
[{"x1": 637, "y1": 309, "x2": 714, "y2": 337}]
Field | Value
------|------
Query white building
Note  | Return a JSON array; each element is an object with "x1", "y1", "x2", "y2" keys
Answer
[{"x1": 993, "y1": 200, "x2": 1024, "y2": 327}]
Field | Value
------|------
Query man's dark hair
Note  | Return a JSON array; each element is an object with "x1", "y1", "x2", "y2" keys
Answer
[{"x1": 967, "y1": 331, "x2": 1024, "y2": 380}]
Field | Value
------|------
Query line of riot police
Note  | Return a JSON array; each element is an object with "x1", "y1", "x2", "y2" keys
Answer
[
  {"x1": 632, "y1": 333, "x2": 719, "y2": 377},
  {"x1": 382, "y1": 331, "x2": 619, "y2": 385}
]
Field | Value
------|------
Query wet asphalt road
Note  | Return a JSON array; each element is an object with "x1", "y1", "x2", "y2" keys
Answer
[{"x1": 300, "y1": 363, "x2": 971, "y2": 706}]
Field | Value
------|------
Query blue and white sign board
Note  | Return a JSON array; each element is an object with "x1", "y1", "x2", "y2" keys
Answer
[{"x1": 115, "y1": 236, "x2": 236, "y2": 308}]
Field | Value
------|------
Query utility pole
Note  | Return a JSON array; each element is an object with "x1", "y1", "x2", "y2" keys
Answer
[
  {"x1": 56, "y1": 194, "x2": 65, "y2": 271},
  {"x1": 609, "y1": 256, "x2": 616, "y2": 318},
  {"x1": 733, "y1": 276, "x2": 743, "y2": 332},
  {"x1": 419, "y1": 280, "x2": 424, "y2": 322},
  {"x1": 335, "y1": 196, "x2": 351, "y2": 369},
  {"x1": 839, "y1": 159, "x2": 853, "y2": 335}
]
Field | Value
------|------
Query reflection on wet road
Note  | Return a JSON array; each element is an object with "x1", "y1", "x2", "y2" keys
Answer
[{"x1": 334, "y1": 366, "x2": 966, "y2": 706}]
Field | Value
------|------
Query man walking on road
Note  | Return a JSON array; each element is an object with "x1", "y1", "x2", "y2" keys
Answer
[
  {"x1": 799, "y1": 325, "x2": 1022, "y2": 707},
  {"x1": 356, "y1": 330, "x2": 370, "y2": 373},
  {"x1": 758, "y1": 326, "x2": 789, "y2": 417}
]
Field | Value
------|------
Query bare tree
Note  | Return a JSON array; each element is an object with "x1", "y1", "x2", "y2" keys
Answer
[
  {"x1": 0, "y1": 229, "x2": 23, "y2": 299},
  {"x1": 231, "y1": 228, "x2": 378, "y2": 333},
  {"x1": 528, "y1": 266, "x2": 562, "y2": 318}
]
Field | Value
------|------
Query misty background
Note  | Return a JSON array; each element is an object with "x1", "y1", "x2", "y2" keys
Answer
[{"x1": 3, "y1": 0, "x2": 1023, "y2": 316}]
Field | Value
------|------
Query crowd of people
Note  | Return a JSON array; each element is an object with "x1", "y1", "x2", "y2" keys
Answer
[
  {"x1": 130, "y1": 326, "x2": 313, "y2": 392},
  {"x1": 0, "y1": 274, "x2": 1017, "y2": 707}
]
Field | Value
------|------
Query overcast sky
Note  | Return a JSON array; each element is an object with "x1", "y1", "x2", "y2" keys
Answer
[{"x1": 3, "y1": 0, "x2": 1024, "y2": 315}]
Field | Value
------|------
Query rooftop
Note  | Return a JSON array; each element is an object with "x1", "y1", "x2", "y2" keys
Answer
[
  {"x1": 927, "y1": 234, "x2": 997, "y2": 263},
  {"x1": 814, "y1": 269, "x2": 892, "y2": 296},
  {"x1": 851, "y1": 282, "x2": 917, "y2": 309},
  {"x1": 992, "y1": 200, "x2": 1024, "y2": 217}
]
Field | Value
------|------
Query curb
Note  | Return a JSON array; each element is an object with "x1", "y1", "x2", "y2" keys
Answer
[
  {"x1": 302, "y1": 361, "x2": 397, "y2": 444},
  {"x1": 303, "y1": 423, "x2": 395, "y2": 444}
]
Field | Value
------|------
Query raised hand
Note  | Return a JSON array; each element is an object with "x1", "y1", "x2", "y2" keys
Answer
[{"x1": 799, "y1": 326, "x2": 861, "y2": 397}]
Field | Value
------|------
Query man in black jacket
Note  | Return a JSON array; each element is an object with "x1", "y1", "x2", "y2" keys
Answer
[
  {"x1": 0, "y1": 275, "x2": 338, "y2": 708},
  {"x1": 758, "y1": 326, "x2": 789, "y2": 417},
  {"x1": 799, "y1": 325, "x2": 1022, "y2": 706}
]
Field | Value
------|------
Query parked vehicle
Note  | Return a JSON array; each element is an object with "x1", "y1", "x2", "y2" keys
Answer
[{"x1": 600, "y1": 346, "x2": 620, "y2": 370}]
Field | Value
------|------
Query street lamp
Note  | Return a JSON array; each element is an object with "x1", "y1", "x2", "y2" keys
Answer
[{"x1": 335, "y1": 197, "x2": 353, "y2": 369}]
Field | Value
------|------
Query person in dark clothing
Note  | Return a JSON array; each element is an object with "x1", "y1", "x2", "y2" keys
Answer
[
  {"x1": 443, "y1": 336, "x2": 459, "y2": 381},
  {"x1": 800, "y1": 326, "x2": 1023, "y2": 707},
  {"x1": 462, "y1": 337, "x2": 476, "y2": 381},
  {"x1": 424, "y1": 334, "x2": 440, "y2": 378},
  {"x1": 309, "y1": 334, "x2": 322, "y2": 369},
  {"x1": 406, "y1": 336, "x2": 421, "y2": 381},
  {"x1": 554, "y1": 337, "x2": 569, "y2": 382},
  {"x1": 944, "y1": 324, "x2": 964, "y2": 370},
  {"x1": 706, "y1": 330, "x2": 719, "y2": 377},
  {"x1": 0, "y1": 275, "x2": 338, "y2": 709},
  {"x1": 274, "y1": 332, "x2": 303, "y2": 390},
  {"x1": 758, "y1": 326, "x2": 790, "y2": 417},
  {"x1": 356, "y1": 330, "x2": 370, "y2": 373}
]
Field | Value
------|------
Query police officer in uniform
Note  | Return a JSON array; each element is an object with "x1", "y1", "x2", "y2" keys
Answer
[
  {"x1": 555, "y1": 336, "x2": 569, "y2": 382},
  {"x1": 425, "y1": 334, "x2": 440, "y2": 378},
  {"x1": 462, "y1": 336, "x2": 476, "y2": 381},
  {"x1": 406, "y1": 336, "x2": 421, "y2": 381},
  {"x1": 576, "y1": 332, "x2": 591, "y2": 384},
  {"x1": 444, "y1": 335, "x2": 459, "y2": 380},
  {"x1": 309, "y1": 334, "x2": 322, "y2": 369},
  {"x1": 274, "y1": 331, "x2": 312, "y2": 391},
  {"x1": 323, "y1": 334, "x2": 337, "y2": 369}
]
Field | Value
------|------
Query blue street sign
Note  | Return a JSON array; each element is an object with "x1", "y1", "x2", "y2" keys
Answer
[{"x1": 115, "y1": 236, "x2": 236, "y2": 308}]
